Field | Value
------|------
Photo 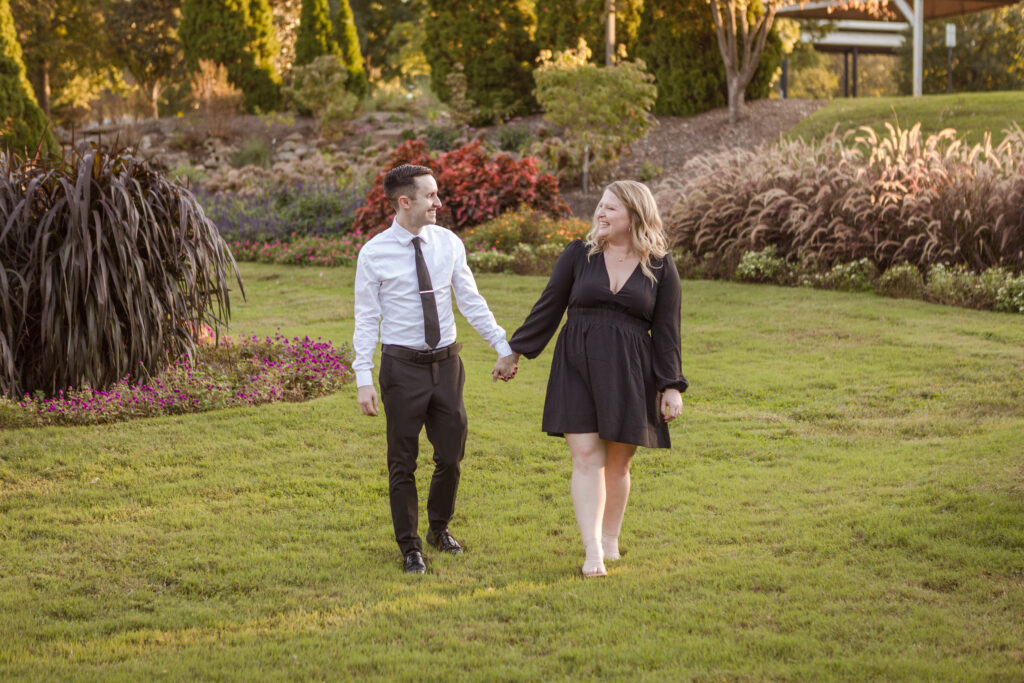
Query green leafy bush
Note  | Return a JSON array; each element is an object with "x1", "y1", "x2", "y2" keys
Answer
[
  {"x1": 461, "y1": 207, "x2": 590, "y2": 252},
  {"x1": 813, "y1": 258, "x2": 879, "y2": 292},
  {"x1": 876, "y1": 262, "x2": 925, "y2": 299},
  {"x1": 287, "y1": 55, "x2": 359, "y2": 136},
  {"x1": 231, "y1": 136, "x2": 272, "y2": 168},
  {"x1": 0, "y1": 147, "x2": 242, "y2": 398},
  {"x1": 467, "y1": 249, "x2": 514, "y2": 273},
  {"x1": 495, "y1": 123, "x2": 535, "y2": 152},
  {"x1": 735, "y1": 246, "x2": 790, "y2": 284},
  {"x1": 533, "y1": 39, "x2": 656, "y2": 188},
  {"x1": 512, "y1": 243, "x2": 564, "y2": 275},
  {"x1": 995, "y1": 274, "x2": 1024, "y2": 313}
]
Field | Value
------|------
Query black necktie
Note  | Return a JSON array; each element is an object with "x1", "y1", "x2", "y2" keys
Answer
[{"x1": 412, "y1": 237, "x2": 441, "y2": 348}]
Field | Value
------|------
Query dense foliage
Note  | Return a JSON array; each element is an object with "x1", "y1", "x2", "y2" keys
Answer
[
  {"x1": 0, "y1": 147, "x2": 242, "y2": 398},
  {"x1": 897, "y1": 6, "x2": 1024, "y2": 94},
  {"x1": 0, "y1": 331, "x2": 354, "y2": 427},
  {"x1": 533, "y1": 40, "x2": 656, "y2": 186},
  {"x1": 286, "y1": 55, "x2": 360, "y2": 135},
  {"x1": 180, "y1": 0, "x2": 281, "y2": 112},
  {"x1": 352, "y1": 139, "x2": 569, "y2": 234},
  {"x1": 534, "y1": 0, "x2": 643, "y2": 58},
  {"x1": 102, "y1": 0, "x2": 183, "y2": 119},
  {"x1": 0, "y1": 0, "x2": 57, "y2": 155},
  {"x1": 294, "y1": 0, "x2": 336, "y2": 66},
  {"x1": 424, "y1": 0, "x2": 538, "y2": 123},
  {"x1": 660, "y1": 123, "x2": 1024, "y2": 274},
  {"x1": 635, "y1": 0, "x2": 781, "y2": 116}
]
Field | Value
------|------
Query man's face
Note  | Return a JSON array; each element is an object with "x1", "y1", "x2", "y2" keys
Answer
[{"x1": 401, "y1": 174, "x2": 443, "y2": 229}]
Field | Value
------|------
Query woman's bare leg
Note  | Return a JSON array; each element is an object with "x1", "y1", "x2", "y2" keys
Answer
[
  {"x1": 565, "y1": 433, "x2": 607, "y2": 576},
  {"x1": 602, "y1": 442, "x2": 636, "y2": 560}
]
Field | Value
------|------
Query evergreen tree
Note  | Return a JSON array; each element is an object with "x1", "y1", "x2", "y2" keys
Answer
[
  {"x1": 636, "y1": 0, "x2": 780, "y2": 116},
  {"x1": 333, "y1": 0, "x2": 368, "y2": 96},
  {"x1": 424, "y1": 0, "x2": 537, "y2": 123},
  {"x1": 535, "y1": 0, "x2": 643, "y2": 59},
  {"x1": 348, "y1": 0, "x2": 427, "y2": 83},
  {"x1": 295, "y1": 0, "x2": 336, "y2": 67},
  {"x1": 180, "y1": 0, "x2": 282, "y2": 112},
  {"x1": 0, "y1": 0, "x2": 57, "y2": 155}
]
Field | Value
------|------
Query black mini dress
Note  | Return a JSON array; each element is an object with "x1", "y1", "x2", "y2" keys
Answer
[{"x1": 509, "y1": 240, "x2": 688, "y2": 448}]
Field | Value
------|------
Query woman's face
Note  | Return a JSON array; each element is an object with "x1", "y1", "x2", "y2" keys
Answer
[{"x1": 595, "y1": 190, "x2": 631, "y2": 243}]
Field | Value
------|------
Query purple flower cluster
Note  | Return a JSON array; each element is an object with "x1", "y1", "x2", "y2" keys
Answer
[{"x1": 3, "y1": 332, "x2": 354, "y2": 428}]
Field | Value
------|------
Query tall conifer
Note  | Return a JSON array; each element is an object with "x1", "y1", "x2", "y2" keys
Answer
[
  {"x1": 295, "y1": 0, "x2": 337, "y2": 66},
  {"x1": 333, "y1": 0, "x2": 368, "y2": 96},
  {"x1": 424, "y1": 0, "x2": 537, "y2": 123},
  {"x1": 0, "y1": 0, "x2": 56, "y2": 155}
]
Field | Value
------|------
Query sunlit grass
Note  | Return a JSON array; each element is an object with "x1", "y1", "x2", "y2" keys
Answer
[
  {"x1": 1, "y1": 263, "x2": 1022, "y2": 679},
  {"x1": 786, "y1": 91, "x2": 1024, "y2": 146}
]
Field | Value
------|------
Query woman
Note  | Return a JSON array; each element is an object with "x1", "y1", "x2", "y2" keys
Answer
[{"x1": 496, "y1": 180, "x2": 688, "y2": 577}]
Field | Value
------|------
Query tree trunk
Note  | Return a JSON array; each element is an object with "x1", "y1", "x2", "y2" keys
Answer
[
  {"x1": 38, "y1": 61, "x2": 51, "y2": 117},
  {"x1": 149, "y1": 79, "x2": 162, "y2": 120},
  {"x1": 727, "y1": 76, "x2": 745, "y2": 124},
  {"x1": 605, "y1": 0, "x2": 616, "y2": 66}
]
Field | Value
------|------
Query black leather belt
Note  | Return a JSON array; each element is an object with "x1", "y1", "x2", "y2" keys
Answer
[{"x1": 382, "y1": 342, "x2": 462, "y2": 363}]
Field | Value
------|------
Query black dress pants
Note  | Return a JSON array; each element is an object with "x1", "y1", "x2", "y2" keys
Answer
[{"x1": 379, "y1": 351, "x2": 467, "y2": 555}]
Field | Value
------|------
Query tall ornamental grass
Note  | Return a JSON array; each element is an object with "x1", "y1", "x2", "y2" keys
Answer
[
  {"x1": 0, "y1": 147, "x2": 242, "y2": 398},
  {"x1": 659, "y1": 123, "x2": 1024, "y2": 273}
]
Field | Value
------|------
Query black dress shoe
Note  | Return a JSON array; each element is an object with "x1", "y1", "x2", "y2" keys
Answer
[
  {"x1": 403, "y1": 550, "x2": 426, "y2": 574},
  {"x1": 426, "y1": 528, "x2": 463, "y2": 555}
]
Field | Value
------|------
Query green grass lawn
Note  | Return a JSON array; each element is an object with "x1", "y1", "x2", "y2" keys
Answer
[
  {"x1": 787, "y1": 91, "x2": 1024, "y2": 146},
  {"x1": 2, "y1": 262, "x2": 1023, "y2": 680}
]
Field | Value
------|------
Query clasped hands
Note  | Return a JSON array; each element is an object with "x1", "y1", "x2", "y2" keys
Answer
[{"x1": 492, "y1": 352, "x2": 520, "y2": 383}]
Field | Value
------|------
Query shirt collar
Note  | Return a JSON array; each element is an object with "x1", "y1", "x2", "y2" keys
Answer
[{"x1": 390, "y1": 220, "x2": 433, "y2": 246}]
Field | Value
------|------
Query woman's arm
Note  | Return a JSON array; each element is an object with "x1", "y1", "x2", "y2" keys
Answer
[{"x1": 508, "y1": 241, "x2": 581, "y2": 359}]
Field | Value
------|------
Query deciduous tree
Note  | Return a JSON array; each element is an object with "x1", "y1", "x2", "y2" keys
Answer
[{"x1": 103, "y1": 0, "x2": 184, "y2": 119}]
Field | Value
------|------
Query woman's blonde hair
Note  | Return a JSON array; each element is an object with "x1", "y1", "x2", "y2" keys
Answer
[{"x1": 586, "y1": 180, "x2": 668, "y2": 283}]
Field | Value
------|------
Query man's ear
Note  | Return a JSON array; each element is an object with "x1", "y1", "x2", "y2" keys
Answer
[{"x1": 397, "y1": 194, "x2": 412, "y2": 210}]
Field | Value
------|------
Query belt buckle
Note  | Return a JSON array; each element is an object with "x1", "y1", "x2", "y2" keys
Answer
[{"x1": 414, "y1": 349, "x2": 435, "y2": 363}]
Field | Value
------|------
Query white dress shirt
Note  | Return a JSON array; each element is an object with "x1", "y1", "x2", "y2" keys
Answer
[{"x1": 353, "y1": 220, "x2": 513, "y2": 387}]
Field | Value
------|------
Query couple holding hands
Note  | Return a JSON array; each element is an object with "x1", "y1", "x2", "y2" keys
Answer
[{"x1": 353, "y1": 164, "x2": 687, "y2": 577}]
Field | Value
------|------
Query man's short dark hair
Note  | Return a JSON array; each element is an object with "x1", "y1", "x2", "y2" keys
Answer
[{"x1": 384, "y1": 164, "x2": 434, "y2": 209}]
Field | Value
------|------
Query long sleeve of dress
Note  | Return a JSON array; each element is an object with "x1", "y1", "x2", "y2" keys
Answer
[
  {"x1": 508, "y1": 241, "x2": 580, "y2": 359},
  {"x1": 651, "y1": 256, "x2": 689, "y2": 393}
]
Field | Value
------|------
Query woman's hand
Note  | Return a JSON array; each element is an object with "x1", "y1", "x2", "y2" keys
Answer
[
  {"x1": 492, "y1": 352, "x2": 520, "y2": 382},
  {"x1": 661, "y1": 389, "x2": 683, "y2": 422}
]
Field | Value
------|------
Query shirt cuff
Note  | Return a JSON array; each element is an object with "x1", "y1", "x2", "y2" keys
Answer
[
  {"x1": 356, "y1": 370, "x2": 374, "y2": 387},
  {"x1": 493, "y1": 341, "x2": 513, "y2": 357}
]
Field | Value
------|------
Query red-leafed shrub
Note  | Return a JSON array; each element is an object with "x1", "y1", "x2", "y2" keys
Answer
[{"x1": 353, "y1": 139, "x2": 569, "y2": 234}]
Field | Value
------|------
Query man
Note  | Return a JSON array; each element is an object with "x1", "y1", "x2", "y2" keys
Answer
[{"x1": 354, "y1": 164, "x2": 517, "y2": 574}]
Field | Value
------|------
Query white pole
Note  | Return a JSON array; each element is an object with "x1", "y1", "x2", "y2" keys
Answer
[{"x1": 913, "y1": 0, "x2": 924, "y2": 96}]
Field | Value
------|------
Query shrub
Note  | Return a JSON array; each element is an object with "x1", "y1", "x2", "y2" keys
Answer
[
  {"x1": 495, "y1": 123, "x2": 535, "y2": 152},
  {"x1": 660, "y1": 122, "x2": 1024, "y2": 274},
  {"x1": 467, "y1": 249, "x2": 514, "y2": 273},
  {"x1": 461, "y1": 207, "x2": 590, "y2": 252},
  {"x1": 197, "y1": 178, "x2": 366, "y2": 242},
  {"x1": 876, "y1": 262, "x2": 924, "y2": 299},
  {"x1": 735, "y1": 246, "x2": 790, "y2": 284},
  {"x1": 995, "y1": 274, "x2": 1024, "y2": 313},
  {"x1": 352, "y1": 139, "x2": 569, "y2": 234},
  {"x1": 1, "y1": 332, "x2": 353, "y2": 428},
  {"x1": 232, "y1": 136, "x2": 273, "y2": 168},
  {"x1": 229, "y1": 233, "x2": 368, "y2": 266},
  {"x1": 925, "y1": 263, "x2": 978, "y2": 306},
  {"x1": 424, "y1": 123, "x2": 471, "y2": 152},
  {"x1": 512, "y1": 243, "x2": 564, "y2": 275},
  {"x1": 813, "y1": 258, "x2": 879, "y2": 292},
  {"x1": 0, "y1": 147, "x2": 242, "y2": 398},
  {"x1": 287, "y1": 55, "x2": 359, "y2": 137},
  {"x1": 534, "y1": 39, "x2": 656, "y2": 189}
]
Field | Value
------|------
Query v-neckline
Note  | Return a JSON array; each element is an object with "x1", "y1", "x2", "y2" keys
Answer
[{"x1": 602, "y1": 253, "x2": 640, "y2": 296}]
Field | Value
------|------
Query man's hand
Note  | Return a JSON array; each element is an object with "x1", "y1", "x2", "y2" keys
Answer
[
  {"x1": 357, "y1": 385, "x2": 379, "y2": 416},
  {"x1": 661, "y1": 388, "x2": 683, "y2": 423},
  {"x1": 492, "y1": 353, "x2": 519, "y2": 383}
]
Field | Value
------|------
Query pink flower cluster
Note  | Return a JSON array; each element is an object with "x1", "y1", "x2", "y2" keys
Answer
[
  {"x1": 230, "y1": 232, "x2": 369, "y2": 266},
  {"x1": 5, "y1": 332, "x2": 354, "y2": 428}
]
